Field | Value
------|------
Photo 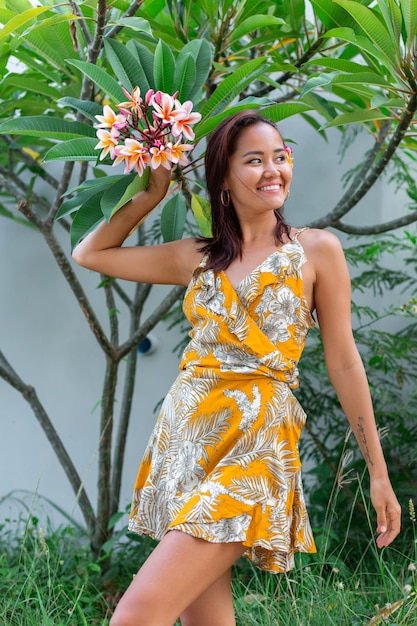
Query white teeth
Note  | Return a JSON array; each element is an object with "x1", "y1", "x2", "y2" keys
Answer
[{"x1": 259, "y1": 184, "x2": 281, "y2": 191}]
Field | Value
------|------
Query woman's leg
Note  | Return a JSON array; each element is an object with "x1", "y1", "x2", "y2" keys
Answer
[
  {"x1": 179, "y1": 569, "x2": 236, "y2": 626},
  {"x1": 109, "y1": 530, "x2": 246, "y2": 626}
]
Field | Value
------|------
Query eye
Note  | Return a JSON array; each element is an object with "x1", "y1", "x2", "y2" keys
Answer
[
  {"x1": 247, "y1": 157, "x2": 262, "y2": 164},
  {"x1": 275, "y1": 155, "x2": 286, "y2": 162}
]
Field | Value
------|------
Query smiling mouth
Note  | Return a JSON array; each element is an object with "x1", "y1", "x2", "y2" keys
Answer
[{"x1": 258, "y1": 184, "x2": 282, "y2": 191}]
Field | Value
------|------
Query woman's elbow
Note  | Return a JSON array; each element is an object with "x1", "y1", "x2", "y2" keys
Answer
[{"x1": 72, "y1": 243, "x2": 92, "y2": 269}]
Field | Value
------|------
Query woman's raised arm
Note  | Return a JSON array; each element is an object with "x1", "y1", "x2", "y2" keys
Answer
[{"x1": 72, "y1": 167, "x2": 202, "y2": 286}]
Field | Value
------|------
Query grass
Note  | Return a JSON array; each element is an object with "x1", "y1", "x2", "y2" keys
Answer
[{"x1": 0, "y1": 496, "x2": 416, "y2": 625}]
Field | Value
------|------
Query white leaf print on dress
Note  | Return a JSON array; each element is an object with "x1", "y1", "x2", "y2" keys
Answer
[
  {"x1": 168, "y1": 440, "x2": 205, "y2": 492},
  {"x1": 214, "y1": 345, "x2": 261, "y2": 373},
  {"x1": 224, "y1": 385, "x2": 262, "y2": 430},
  {"x1": 196, "y1": 271, "x2": 228, "y2": 316},
  {"x1": 211, "y1": 514, "x2": 251, "y2": 542}
]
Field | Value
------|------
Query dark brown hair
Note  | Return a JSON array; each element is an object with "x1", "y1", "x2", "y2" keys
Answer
[{"x1": 199, "y1": 110, "x2": 291, "y2": 271}]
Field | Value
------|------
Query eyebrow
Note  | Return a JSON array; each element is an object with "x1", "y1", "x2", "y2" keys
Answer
[{"x1": 241, "y1": 148, "x2": 286, "y2": 157}]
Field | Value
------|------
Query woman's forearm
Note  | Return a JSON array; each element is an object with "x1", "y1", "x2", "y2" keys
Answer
[
  {"x1": 327, "y1": 359, "x2": 389, "y2": 480},
  {"x1": 72, "y1": 169, "x2": 170, "y2": 263}
]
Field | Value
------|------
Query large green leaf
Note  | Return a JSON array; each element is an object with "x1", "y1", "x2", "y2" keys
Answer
[
  {"x1": 227, "y1": 15, "x2": 285, "y2": 46},
  {"x1": 0, "y1": 6, "x2": 51, "y2": 41},
  {"x1": 261, "y1": 102, "x2": 313, "y2": 123},
  {"x1": 100, "y1": 175, "x2": 137, "y2": 222},
  {"x1": 104, "y1": 38, "x2": 153, "y2": 94},
  {"x1": 173, "y1": 53, "x2": 196, "y2": 102},
  {"x1": 70, "y1": 195, "x2": 104, "y2": 252},
  {"x1": 160, "y1": 193, "x2": 187, "y2": 242},
  {"x1": 153, "y1": 39, "x2": 176, "y2": 93},
  {"x1": 109, "y1": 173, "x2": 149, "y2": 218},
  {"x1": 20, "y1": 13, "x2": 84, "y2": 36},
  {"x1": 57, "y1": 97, "x2": 102, "y2": 122},
  {"x1": 2, "y1": 74, "x2": 61, "y2": 99},
  {"x1": 66, "y1": 60, "x2": 124, "y2": 103},
  {"x1": 56, "y1": 177, "x2": 127, "y2": 220},
  {"x1": 107, "y1": 16, "x2": 153, "y2": 35},
  {"x1": 23, "y1": 22, "x2": 80, "y2": 74},
  {"x1": 310, "y1": 0, "x2": 355, "y2": 28},
  {"x1": 126, "y1": 40, "x2": 154, "y2": 92},
  {"x1": 303, "y1": 57, "x2": 375, "y2": 74},
  {"x1": 0, "y1": 117, "x2": 96, "y2": 140},
  {"x1": 400, "y1": 0, "x2": 417, "y2": 45},
  {"x1": 322, "y1": 109, "x2": 392, "y2": 129},
  {"x1": 191, "y1": 193, "x2": 212, "y2": 237},
  {"x1": 198, "y1": 57, "x2": 268, "y2": 122},
  {"x1": 322, "y1": 28, "x2": 402, "y2": 80},
  {"x1": 44, "y1": 138, "x2": 99, "y2": 162},
  {"x1": 181, "y1": 39, "x2": 212, "y2": 100},
  {"x1": 334, "y1": 0, "x2": 400, "y2": 67},
  {"x1": 377, "y1": 0, "x2": 402, "y2": 46}
]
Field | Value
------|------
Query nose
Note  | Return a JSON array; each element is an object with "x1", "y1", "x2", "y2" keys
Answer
[{"x1": 263, "y1": 159, "x2": 280, "y2": 177}]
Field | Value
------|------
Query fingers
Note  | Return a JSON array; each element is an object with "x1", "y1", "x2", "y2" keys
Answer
[{"x1": 376, "y1": 504, "x2": 401, "y2": 548}]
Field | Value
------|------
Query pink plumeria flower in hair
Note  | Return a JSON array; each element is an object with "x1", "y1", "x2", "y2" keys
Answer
[{"x1": 284, "y1": 144, "x2": 294, "y2": 168}]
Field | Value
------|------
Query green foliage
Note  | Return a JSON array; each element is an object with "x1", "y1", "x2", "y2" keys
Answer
[{"x1": 1, "y1": 491, "x2": 416, "y2": 625}]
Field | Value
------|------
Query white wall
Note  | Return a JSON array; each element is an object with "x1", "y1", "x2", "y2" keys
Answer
[{"x1": 0, "y1": 118, "x2": 409, "y2": 527}]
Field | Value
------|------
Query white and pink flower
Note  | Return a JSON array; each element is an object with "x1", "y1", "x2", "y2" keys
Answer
[{"x1": 94, "y1": 87, "x2": 201, "y2": 174}]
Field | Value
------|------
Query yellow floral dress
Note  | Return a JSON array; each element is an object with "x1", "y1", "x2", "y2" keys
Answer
[{"x1": 128, "y1": 232, "x2": 317, "y2": 572}]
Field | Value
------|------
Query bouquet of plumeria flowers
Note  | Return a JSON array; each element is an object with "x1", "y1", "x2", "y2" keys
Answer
[{"x1": 94, "y1": 87, "x2": 202, "y2": 175}]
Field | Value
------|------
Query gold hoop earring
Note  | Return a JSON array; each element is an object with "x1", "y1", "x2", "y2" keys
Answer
[
  {"x1": 220, "y1": 189, "x2": 230, "y2": 207},
  {"x1": 286, "y1": 189, "x2": 291, "y2": 200}
]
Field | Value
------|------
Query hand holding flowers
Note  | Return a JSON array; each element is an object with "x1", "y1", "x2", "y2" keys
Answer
[{"x1": 94, "y1": 87, "x2": 201, "y2": 176}]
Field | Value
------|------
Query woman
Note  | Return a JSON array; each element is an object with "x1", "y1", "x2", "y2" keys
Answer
[{"x1": 73, "y1": 111, "x2": 401, "y2": 626}]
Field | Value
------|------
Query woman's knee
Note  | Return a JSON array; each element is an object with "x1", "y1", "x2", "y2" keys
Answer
[{"x1": 109, "y1": 595, "x2": 172, "y2": 626}]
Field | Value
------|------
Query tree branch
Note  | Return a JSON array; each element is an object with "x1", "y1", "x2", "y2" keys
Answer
[
  {"x1": 0, "y1": 349, "x2": 96, "y2": 532},
  {"x1": 0, "y1": 136, "x2": 60, "y2": 190},
  {"x1": 46, "y1": 161, "x2": 76, "y2": 226},
  {"x1": 0, "y1": 169, "x2": 50, "y2": 216},
  {"x1": 334, "y1": 209, "x2": 417, "y2": 235},
  {"x1": 309, "y1": 94, "x2": 417, "y2": 229},
  {"x1": 103, "y1": 277, "x2": 119, "y2": 346},
  {"x1": 89, "y1": 0, "x2": 108, "y2": 65},
  {"x1": 111, "y1": 281, "x2": 152, "y2": 515},
  {"x1": 92, "y1": 356, "x2": 118, "y2": 558},
  {"x1": 68, "y1": 0, "x2": 93, "y2": 48},
  {"x1": 117, "y1": 285, "x2": 186, "y2": 360},
  {"x1": 36, "y1": 225, "x2": 114, "y2": 357}
]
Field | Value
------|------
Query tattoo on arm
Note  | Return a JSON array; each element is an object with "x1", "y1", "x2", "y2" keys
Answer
[{"x1": 357, "y1": 415, "x2": 374, "y2": 467}]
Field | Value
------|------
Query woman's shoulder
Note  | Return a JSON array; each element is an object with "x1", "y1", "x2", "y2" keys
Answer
[{"x1": 297, "y1": 228, "x2": 343, "y2": 257}]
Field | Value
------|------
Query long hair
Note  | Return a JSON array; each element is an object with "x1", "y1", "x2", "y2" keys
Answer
[{"x1": 199, "y1": 110, "x2": 291, "y2": 271}]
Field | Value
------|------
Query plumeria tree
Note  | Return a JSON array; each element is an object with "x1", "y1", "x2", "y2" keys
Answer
[{"x1": 0, "y1": 0, "x2": 416, "y2": 558}]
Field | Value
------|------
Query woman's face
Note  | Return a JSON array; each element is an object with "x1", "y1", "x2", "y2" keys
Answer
[{"x1": 222, "y1": 122, "x2": 292, "y2": 217}]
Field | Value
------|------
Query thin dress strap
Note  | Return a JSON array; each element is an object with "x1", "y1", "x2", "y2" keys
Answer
[{"x1": 293, "y1": 227, "x2": 308, "y2": 240}]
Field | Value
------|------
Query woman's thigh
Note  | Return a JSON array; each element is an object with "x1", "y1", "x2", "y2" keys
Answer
[{"x1": 110, "y1": 530, "x2": 246, "y2": 626}]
